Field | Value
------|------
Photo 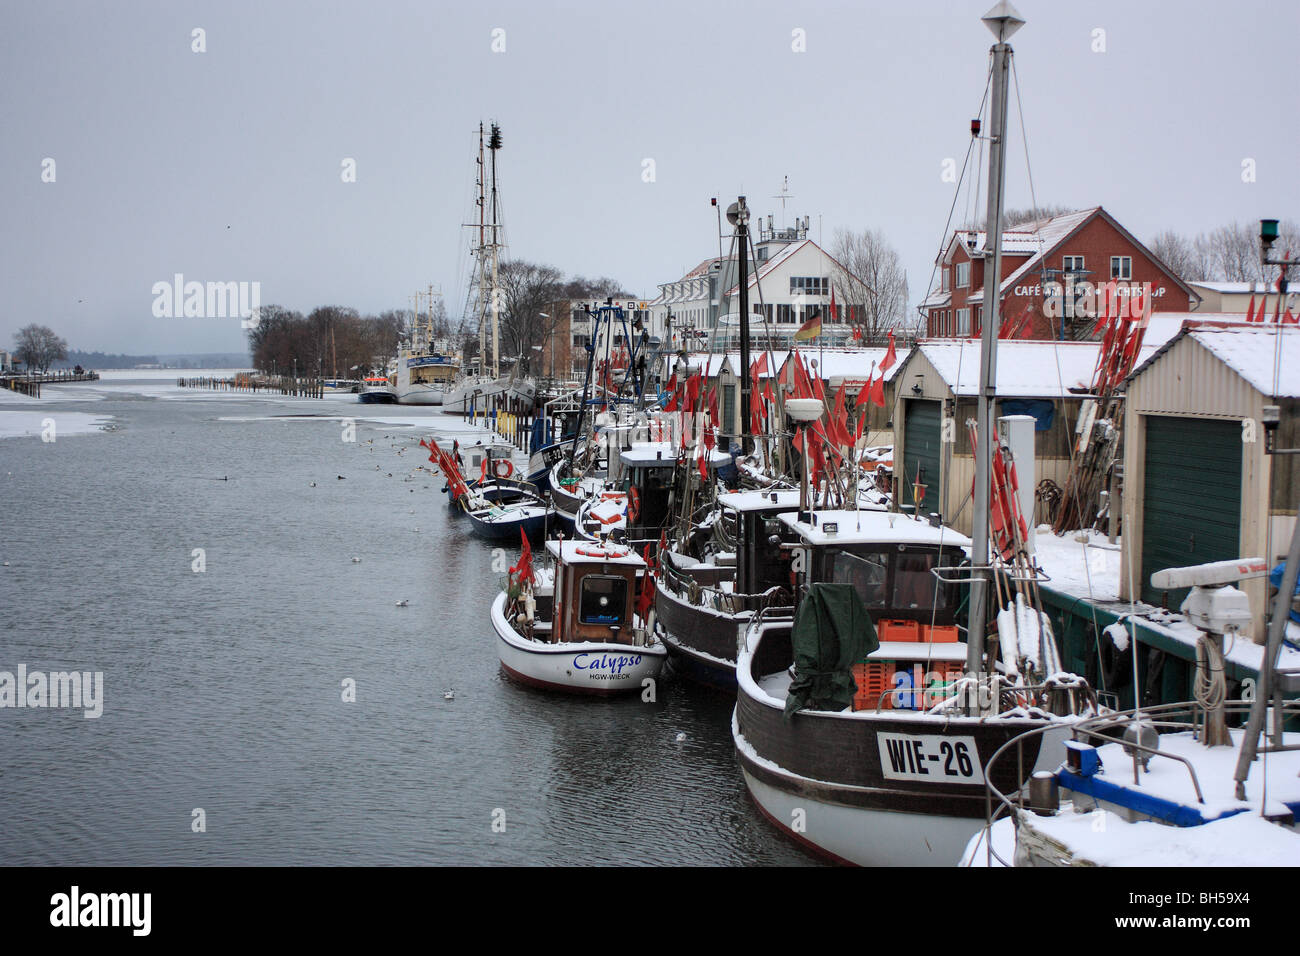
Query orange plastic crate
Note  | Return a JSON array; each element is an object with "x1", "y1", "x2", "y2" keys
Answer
[
  {"x1": 878, "y1": 619, "x2": 920, "y2": 642},
  {"x1": 852, "y1": 661, "x2": 895, "y2": 711},
  {"x1": 922, "y1": 624, "x2": 959, "y2": 643}
]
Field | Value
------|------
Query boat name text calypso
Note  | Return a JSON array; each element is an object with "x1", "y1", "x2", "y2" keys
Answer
[{"x1": 573, "y1": 653, "x2": 642, "y2": 676}]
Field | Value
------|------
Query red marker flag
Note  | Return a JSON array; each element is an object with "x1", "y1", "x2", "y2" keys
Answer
[{"x1": 880, "y1": 330, "x2": 898, "y2": 372}]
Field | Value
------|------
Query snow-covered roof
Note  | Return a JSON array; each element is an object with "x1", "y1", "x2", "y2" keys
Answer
[
  {"x1": 794, "y1": 347, "x2": 910, "y2": 384},
  {"x1": 968, "y1": 210, "x2": 1099, "y2": 304},
  {"x1": 619, "y1": 441, "x2": 679, "y2": 467},
  {"x1": 546, "y1": 539, "x2": 645, "y2": 567},
  {"x1": 717, "y1": 489, "x2": 802, "y2": 513},
  {"x1": 675, "y1": 350, "x2": 788, "y2": 379},
  {"x1": 779, "y1": 510, "x2": 972, "y2": 548},
  {"x1": 724, "y1": 239, "x2": 811, "y2": 295},
  {"x1": 1187, "y1": 281, "x2": 1280, "y2": 294},
  {"x1": 1132, "y1": 324, "x2": 1300, "y2": 398},
  {"x1": 915, "y1": 340, "x2": 1100, "y2": 397}
]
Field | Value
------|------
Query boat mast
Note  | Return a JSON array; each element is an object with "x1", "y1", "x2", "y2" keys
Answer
[
  {"x1": 729, "y1": 196, "x2": 753, "y2": 457},
  {"x1": 967, "y1": 1, "x2": 1024, "y2": 677},
  {"x1": 488, "y1": 122, "x2": 503, "y2": 381},
  {"x1": 477, "y1": 123, "x2": 487, "y2": 379}
]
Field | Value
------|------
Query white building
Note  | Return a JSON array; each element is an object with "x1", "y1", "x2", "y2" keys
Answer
[{"x1": 648, "y1": 218, "x2": 867, "y2": 354}]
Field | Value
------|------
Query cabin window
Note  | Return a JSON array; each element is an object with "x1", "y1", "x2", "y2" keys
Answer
[
  {"x1": 893, "y1": 551, "x2": 951, "y2": 611},
  {"x1": 579, "y1": 575, "x2": 627, "y2": 624},
  {"x1": 826, "y1": 550, "x2": 889, "y2": 607}
]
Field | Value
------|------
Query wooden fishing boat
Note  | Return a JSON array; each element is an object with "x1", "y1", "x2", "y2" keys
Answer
[
  {"x1": 493, "y1": 539, "x2": 666, "y2": 694},
  {"x1": 732, "y1": 508, "x2": 1087, "y2": 866}
]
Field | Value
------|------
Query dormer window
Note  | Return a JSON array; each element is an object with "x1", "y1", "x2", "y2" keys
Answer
[{"x1": 941, "y1": 268, "x2": 950, "y2": 292}]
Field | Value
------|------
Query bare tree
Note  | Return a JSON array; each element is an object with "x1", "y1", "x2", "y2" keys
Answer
[
  {"x1": 13, "y1": 324, "x2": 68, "y2": 373},
  {"x1": 1149, "y1": 230, "x2": 1210, "y2": 282},
  {"x1": 829, "y1": 227, "x2": 909, "y2": 342},
  {"x1": 1148, "y1": 219, "x2": 1300, "y2": 285},
  {"x1": 496, "y1": 259, "x2": 564, "y2": 366}
]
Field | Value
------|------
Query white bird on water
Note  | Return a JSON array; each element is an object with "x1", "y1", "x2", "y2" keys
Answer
[
  {"x1": 351, "y1": 556, "x2": 361, "y2": 563},
  {"x1": 395, "y1": 599, "x2": 409, "y2": 607},
  {"x1": 674, "y1": 732, "x2": 686, "y2": 742},
  {"x1": 444, "y1": 689, "x2": 455, "y2": 701}
]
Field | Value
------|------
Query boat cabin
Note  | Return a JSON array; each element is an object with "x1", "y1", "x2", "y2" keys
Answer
[
  {"x1": 407, "y1": 354, "x2": 458, "y2": 386},
  {"x1": 547, "y1": 540, "x2": 646, "y2": 646},
  {"x1": 618, "y1": 443, "x2": 679, "y2": 539},
  {"x1": 717, "y1": 489, "x2": 805, "y2": 597},
  {"x1": 778, "y1": 509, "x2": 974, "y2": 712}
]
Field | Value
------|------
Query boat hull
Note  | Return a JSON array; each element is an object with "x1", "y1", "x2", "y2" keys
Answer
[
  {"x1": 395, "y1": 385, "x2": 445, "y2": 405},
  {"x1": 654, "y1": 583, "x2": 745, "y2": 689},
  {"x1": 492, "y1": 593, "x2": 666, "y2": 695},
  {"x1": 466, "y1": 505, "x2": 550, "y2": 542},
  {"x1": 357, "y1": 390, "x2": 396, "y2": 404}
]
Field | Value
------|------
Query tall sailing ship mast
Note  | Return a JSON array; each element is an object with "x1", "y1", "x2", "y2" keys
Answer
[{"x1": 444, "y1": 122, "x2": 536, "y2": 415}]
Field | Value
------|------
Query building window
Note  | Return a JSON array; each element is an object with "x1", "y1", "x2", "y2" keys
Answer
[
  {"x1": 757, "y1": 247, "x2": 769, "y2": 262},
  {"x1": 957, "y1": 308, "x2": 970, "y2": 336},
  {"x1": 1063, "y1": 255, "x2": 1084, "y2": 272},
  {"x1": 941, "y1": 268, "x2": 950, "y2": 292},
  {"x1": 1110, "y1": 256, "x2": 1131, "y2": 280},
  {"x1": 955, "y1": 262, "x2": 970, "y2": 288},
  {"x1": 790, "y1": 276, "x2": 828, "y2": 296},
  {"x1": 777, "y1": 304, "x2": 793, "y2": 323},
  {"x1": 572, "y1": 334, "x2": 589, "y2": 348}
]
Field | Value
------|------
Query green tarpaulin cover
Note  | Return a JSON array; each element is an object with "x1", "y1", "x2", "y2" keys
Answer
[{"x1": 784, "y1": 583, "x2": 879, "y2": 720}]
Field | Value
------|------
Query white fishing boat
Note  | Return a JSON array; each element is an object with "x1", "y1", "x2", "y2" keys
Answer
[{"x1": 492, "y1": 539, "x2": 666, "y2": 695}]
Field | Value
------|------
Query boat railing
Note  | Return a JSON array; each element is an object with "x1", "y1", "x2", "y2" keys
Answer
[
  {"x1": 972, "y1": 697, "x2": 1300, "y2": 867},
  {"x1": 659, "y1": 560, "x2": 791, "y2": 615}
]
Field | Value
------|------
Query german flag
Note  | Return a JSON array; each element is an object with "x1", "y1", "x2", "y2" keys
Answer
[{"x1": 794, "y1": 310, "x2": 821, "y2": 342}]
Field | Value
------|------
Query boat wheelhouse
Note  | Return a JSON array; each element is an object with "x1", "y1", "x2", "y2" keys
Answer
[{"x1": 492, "y1": 539, "x2": 666, "y2": 695}]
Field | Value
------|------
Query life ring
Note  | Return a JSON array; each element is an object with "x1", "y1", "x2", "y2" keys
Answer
[
  {"x1": 493, "y1": 459, "x2": 514, "y2": 479},
  {"x1": 628, "y1": 488, "x2": 641, "y2": 524},
  {"x1": 576, "y1": 545, "x2": 626, "y2": 559}
]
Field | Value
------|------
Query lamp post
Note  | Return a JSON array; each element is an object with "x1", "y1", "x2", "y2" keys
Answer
[{"x1": 787, "y1": 398, "x2": 824, "y2": 520}]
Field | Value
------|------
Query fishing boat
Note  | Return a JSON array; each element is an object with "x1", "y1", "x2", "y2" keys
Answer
[
  {"x1": 731, "y1": 506, "x2": 1097, "y2": 866},
  {"x1": 357, "y1": 375, "x2": 396, "y2": 404},
  {"x1": 655, "y1": 489, "x2": 802, "y2": 688},
  {"x1": 492, "y1": 538, "x2": 667, "y2": 694},
  {"x1": 464, "y1": 493, "x2": 552, "y2": 542}
]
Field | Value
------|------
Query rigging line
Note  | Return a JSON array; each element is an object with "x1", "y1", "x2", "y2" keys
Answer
[
  {"x1": 918, "y1": 67, "x2": 993, "y2": 337},
  {"x1": 1011, "y1": 58, "x2": 1041, "y2": 228}
]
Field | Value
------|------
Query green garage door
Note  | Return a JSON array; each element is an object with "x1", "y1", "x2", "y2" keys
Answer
[
  {"x1": 903, "y1": 399, "x2": 942, "y2": 512},
  {"x1": 1140, "y1": 416, "x2": 1241, "y2": 607}
]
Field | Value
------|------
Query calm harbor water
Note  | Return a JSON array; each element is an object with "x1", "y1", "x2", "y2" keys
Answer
[{"x1": 0, "y1": 376, "x2": 815, "y2": 866}]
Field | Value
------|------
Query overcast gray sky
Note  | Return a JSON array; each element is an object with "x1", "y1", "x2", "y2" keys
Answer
[{"x1": 3, "y1": 0, "x2": 1296, "y2": 355}]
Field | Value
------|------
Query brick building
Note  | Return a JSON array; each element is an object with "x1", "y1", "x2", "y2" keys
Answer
[{"x1": 920, "y1": 206, "x2": 1197, "y2": 340}]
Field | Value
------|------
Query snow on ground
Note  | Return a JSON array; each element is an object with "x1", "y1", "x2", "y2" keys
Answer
[{"x1": 0, "y1": 410, "x2": 113, "y2": 439}]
